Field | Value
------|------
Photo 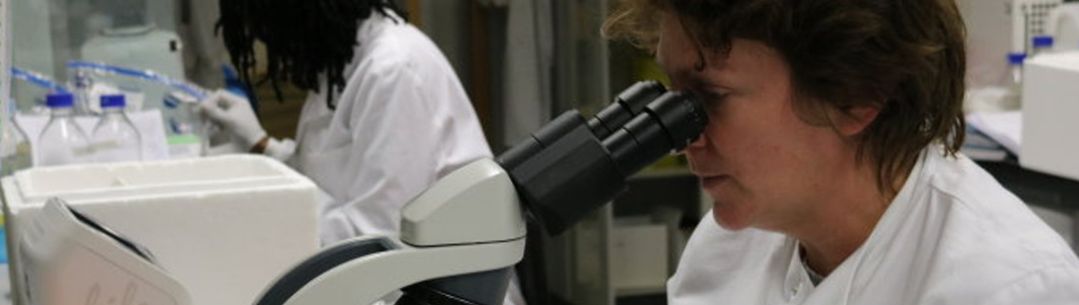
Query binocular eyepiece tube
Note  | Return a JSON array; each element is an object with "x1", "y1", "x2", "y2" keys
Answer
[{"x1": 497, "y1": 80, "x2": 708, "y2": 235}]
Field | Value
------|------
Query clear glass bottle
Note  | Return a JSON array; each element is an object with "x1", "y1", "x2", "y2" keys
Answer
[
  {"x1": 37, "y1": 93, "x2": 92, "y2": 166},
  {"x1": 1001, "y1": 52, "x2": 1026, "y2": 110},
  {"x1": 1, "y1": 98, "x2": 32, "y2": 175},
  {"x1": 91, "y1": 94, "x2": 142, "y2": 163}
]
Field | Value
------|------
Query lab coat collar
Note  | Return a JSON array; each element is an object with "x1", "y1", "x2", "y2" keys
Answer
[
  {"x1": 780, "y1": 146, "x2": 935, "y2": 304},
  {"x1": 783, "y1": 239, "x2": 814, "y2": 303},
  {"x1": 344, "y1": 8, "x2": 403, "y2": 82},
  {"x1": 357, "y1": 8, "x2": 403, "y2": 45},
  {"x1": 847, "y1": 146, "x2": 935, "y2": 291}
]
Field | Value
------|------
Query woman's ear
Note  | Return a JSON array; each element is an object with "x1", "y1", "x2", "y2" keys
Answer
[{"x1": 834, "y1": 105, "x2": 880, "y2": 136}]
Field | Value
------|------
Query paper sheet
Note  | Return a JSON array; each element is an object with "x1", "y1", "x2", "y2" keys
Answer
[{"x1": 966, "y1": 111, "x2": 1022, "y2": 155}]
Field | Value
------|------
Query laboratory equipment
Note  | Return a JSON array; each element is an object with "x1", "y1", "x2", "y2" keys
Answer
[
  {"x1": 19, "y1": 198, "x2": 189, "y2": 305},
  {"x1": 92, "y1": 94, "x2": 142, "y2": 163},
  {"x1": 961, "y1": 0, "x2": 1064, "y2": 93},
  {"x1": 1012, "y1": 0, "x2": 1063, "y2": 54},
  {"x1": 80, "y1": 0, "x2": 184, "y2": 80},
  {"x1": 1048, "y1": 3, "x2": 1079, "y2": 52},
  {"x1": 36, "y1": 93, "x2": 91, "y2": 166},
  {"x1": 1021, "y1": 50, "x2": 1079, "y2": 181},
  {"x1": 66, "y1": 60, "x2": 199, "y2": 113},
  {"x1": 81, "y1": 28, "x2": 183, "y2": 81},
  {"x1": 66, "y1": 61, "x2": 207, "y2": 158},
  {"x1": 9, "y1": 0, "x2": 182, "y2": 112},
  {"x1": 1032, "y1": 35, "x2": 1056, "y2": 57},
  {"x1": 2, "y1": 155, "x2": 319, "y2": 305},
  {"x1": 251, "y1": 81, "x2": 707, "y2": 305}
]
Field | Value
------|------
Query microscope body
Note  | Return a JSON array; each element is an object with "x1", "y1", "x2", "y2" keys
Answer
[
  {"x1": 254, "y1": 158, "x2": 525, "y2": 305},
  {"x1": 253, "y1": 81, "x2": 707, "y2": 305}
]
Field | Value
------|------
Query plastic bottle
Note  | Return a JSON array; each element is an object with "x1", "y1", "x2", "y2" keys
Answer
[
  {"x1": 91, "y1": 94, "x2": 142, "y2": 163},
  {"x1": 37, "y1": 93, "x2": 92, "y2": 166},
  {"x1": 1031, "y1": 35, "x2": 1054, "y2": 57},
  {"x1": 1000, "y1": 52, "x2": 1026, "y2": 110}
]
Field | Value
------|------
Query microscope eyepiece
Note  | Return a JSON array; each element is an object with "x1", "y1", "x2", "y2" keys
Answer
[
  {"x1": 497, "y1": 81, "x2": 709, "y2": 235},
  {"x1": 587, "y1": 80, "x2": 666, "y2": 139},
  {"x1": 602, "y1": 91, "x2": 707, "y2": 177}
]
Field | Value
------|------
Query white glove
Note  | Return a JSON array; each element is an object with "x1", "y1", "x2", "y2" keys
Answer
[{"x1": 198, "y1": 89, "x2": 267, "y2": 150}]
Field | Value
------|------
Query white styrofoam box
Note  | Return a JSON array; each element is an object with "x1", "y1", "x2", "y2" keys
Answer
[
  {"x1": 611, "y1": 223, "x2": 668, "y2": 296},
  {"x1": 1021, "y1": 51, "x2": 1079, "y2": 181},
  {"x1": 1, "y1": 155, "x2": 320, "y2": 305}
]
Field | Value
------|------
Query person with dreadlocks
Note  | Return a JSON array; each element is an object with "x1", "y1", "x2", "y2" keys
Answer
[{"x1": 200, "y1": 3, "x2": 524, "y2": 304}]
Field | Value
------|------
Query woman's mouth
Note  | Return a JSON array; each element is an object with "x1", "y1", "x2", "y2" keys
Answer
[{"x1": 700, "y1": 175, "x2": 731, "y2": 189}]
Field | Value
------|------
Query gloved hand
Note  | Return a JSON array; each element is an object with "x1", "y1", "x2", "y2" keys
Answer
[{"x1": 198, "y1": 89, "x2": 267, "y2": 150}]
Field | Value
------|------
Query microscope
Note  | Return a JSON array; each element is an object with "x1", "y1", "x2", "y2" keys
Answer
[{"x1": 253, "y1": 81, "x2": 708, "y2": 305}]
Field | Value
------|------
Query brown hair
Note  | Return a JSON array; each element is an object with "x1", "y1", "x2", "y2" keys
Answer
[{"x1": 605, "y1": 0, "x2": 967, "y2": 194}]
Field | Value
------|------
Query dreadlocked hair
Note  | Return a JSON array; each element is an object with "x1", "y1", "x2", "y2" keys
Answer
[{"x1": 217, "y1": 0, "x2": 408, "y2": 110}]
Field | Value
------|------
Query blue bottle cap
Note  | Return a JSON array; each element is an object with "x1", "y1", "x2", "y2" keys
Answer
[
  {"x1": 100, "y1": 94, "x2": 126, "y2": 108},
  {"x1": 1033, "y1": 35, "x2": 1054, "y2": 48},
  {"x1": 45, "y1": 92, "x2": 74, "y2": 108},
  {"x1": 1007, "y1": 52, "x2": 1027, "y2": 65}
]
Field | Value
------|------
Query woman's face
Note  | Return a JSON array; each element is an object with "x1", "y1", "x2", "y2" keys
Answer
[{"x1": 656, "y1": 13, "x2": 857, "y2": 232}]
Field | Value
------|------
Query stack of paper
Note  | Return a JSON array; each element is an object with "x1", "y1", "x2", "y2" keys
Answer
[{"x1": 964, "y1": 111, "x2": 1021, "y2": 161}]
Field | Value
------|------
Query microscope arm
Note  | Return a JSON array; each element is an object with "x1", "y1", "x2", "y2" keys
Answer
[{"x1": 255, "y1": 158, "x2": 527, "y2": 305}]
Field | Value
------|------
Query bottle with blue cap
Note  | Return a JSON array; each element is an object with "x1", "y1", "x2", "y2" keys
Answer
[
  {"x1": 91, "y1": 94, "x2": 142, "y2": 163},
  {"x1": 37, "y1": 93, "x2": 92, "y2": 166},
  {"x1": 1031, "y1": 35, "x2": 1054, "y2": 57}
]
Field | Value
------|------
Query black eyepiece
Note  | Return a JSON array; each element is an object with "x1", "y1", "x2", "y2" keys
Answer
[{"x1": 497, "y1": 81, "x2": 709, "y2": 235}]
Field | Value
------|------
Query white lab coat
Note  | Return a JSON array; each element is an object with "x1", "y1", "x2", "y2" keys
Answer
[
  {"x1": 668, "y1": 145, "x2": 1079, "y2": 305},
  {"x1": 262, "y1": 10, "x2": 525, "y2": 305},
  {"x1": 278, "y1": 10, "x2": 491, "y2": 245}
]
